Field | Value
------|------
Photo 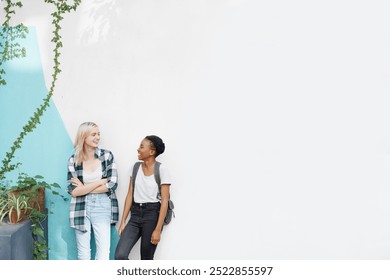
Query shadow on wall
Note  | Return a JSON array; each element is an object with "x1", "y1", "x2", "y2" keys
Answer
[{"x1": 79, "y1": 0, "x2": 120, "y2": 45}]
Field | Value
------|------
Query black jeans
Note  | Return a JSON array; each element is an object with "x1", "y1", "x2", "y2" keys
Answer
[{"x1": 115, "y1": 202, "x2": 160, "y2": 260}]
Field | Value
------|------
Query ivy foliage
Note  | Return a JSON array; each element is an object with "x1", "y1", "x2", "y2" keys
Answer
[
  {"x1": 0, "y1": 0, "x2": 82, "y2": 260},
  {"x1": 0, "y1": 1, "x2": 27, "y2": 86},
  {"x1": 0, "y1": 0, "x2": 82, "y2": 180}
]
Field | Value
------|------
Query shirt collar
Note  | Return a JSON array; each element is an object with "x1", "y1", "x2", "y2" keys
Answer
[{"x1": 94, "y1": 147, "x2": 101, "y2": 158}]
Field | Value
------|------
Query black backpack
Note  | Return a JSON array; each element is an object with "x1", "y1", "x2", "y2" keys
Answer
[{"x1": 132, "y1": 161, "x2": 175, "y2": 225}]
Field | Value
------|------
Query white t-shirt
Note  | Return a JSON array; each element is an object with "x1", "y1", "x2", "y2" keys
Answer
[
  {"x1": 83, "y1": 165, "x2": 103, "y2": 202},
  {"x1": 129, "y1": 162, "x2": 171, "y2": 203},
  {"x1": 83, "y1": 164, "x2": 102, "y2": 184}
]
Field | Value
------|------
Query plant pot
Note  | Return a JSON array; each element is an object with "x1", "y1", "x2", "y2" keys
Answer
[
  {"x1": 8, "y1": 187, "x2": 45, "y2": 212},
  {"x1": 8, "y1": 209, "x2": 26, "y2": 224}
]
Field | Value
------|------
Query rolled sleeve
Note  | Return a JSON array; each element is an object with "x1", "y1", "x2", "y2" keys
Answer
[
  {"x1": 67, "y1": 156, "x2": 77, "y2": 194},
  {"x1": 104, "y1": 151, "x2": 118, "y2": 191}
]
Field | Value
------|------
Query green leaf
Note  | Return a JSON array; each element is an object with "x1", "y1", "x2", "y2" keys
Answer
[{"x1": 33, "y1": 227, "x2": 44, "y2": 238}]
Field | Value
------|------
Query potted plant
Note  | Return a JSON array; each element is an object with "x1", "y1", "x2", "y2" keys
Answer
[
  {"x1": 7, "y1": 193, "x2": 31, "y2": 224},
  {"x1": 0, "y1": 195, "x2": 8, "y2": 224},
  {"x1": 0, "y1": 173, "x2": 67, "y2": 259},
  {"x1": 0, "y1": 189, "x2": 34, "y2": 260},
  {"x1": 7, "y1": 173, "x2": 44, "y2": 213},
  {"x1": 7, "y1": 172, "x2": 65, "y2": 213}
]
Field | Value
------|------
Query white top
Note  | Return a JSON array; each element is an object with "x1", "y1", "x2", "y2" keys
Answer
[
  {"x1": 129, "y1": 163, "x2": 172, "y2": 203},
  {"x1": 83, "y1": 164, "x2": 102, "y2": 184}
]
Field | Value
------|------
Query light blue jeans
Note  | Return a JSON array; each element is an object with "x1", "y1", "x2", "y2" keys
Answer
[{"x1": 75, "y1": 193, "x2": 111, "y2": 260}]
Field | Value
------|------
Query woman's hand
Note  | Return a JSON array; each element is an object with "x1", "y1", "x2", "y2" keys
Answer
[
  {"x1": 118, "y1": 222, "x2": 126, "y2": 236},
  {"x1": 71, "y1": 177, "x2": 83, "y2": 188},
  {"x1": 150, "y1": 229, "x2": 161, "y2": 245}
]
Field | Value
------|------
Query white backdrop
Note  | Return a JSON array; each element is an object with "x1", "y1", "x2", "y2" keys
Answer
[{"x1": 14, "y1": 0, "x2": 390, "y2": 259}]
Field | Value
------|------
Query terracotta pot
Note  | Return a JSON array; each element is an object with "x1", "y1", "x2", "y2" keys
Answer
[
  {"x1": 9, "y1": 209, "x2": 26, "y2": 224},
  {"x1": 8, "y1": 187, "x2": 45, "y2": 212}
]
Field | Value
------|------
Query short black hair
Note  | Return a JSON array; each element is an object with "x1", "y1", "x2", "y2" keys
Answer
[{"x1": 145, "y1": 135, "x2": 165, "y2": 157}]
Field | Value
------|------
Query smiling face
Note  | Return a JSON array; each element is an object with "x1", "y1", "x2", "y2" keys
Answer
[
  {"x1": 84, "y1": 126, "x2": 100, "y2": 149},
  {"x1": 137, "y1": 138, "x2": 156, "y2": 160}
]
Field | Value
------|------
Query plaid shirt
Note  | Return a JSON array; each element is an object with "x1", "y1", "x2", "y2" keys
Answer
[{"x1": 67, "y1": 148, "x2": 119, "y2": 232}]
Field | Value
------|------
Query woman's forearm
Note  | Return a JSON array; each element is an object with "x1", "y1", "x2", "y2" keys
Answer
[
  {"x1": 71, "y1": 179, "x2": 107, "y2": 197},
  {"x1": 120, "y1": 194, "x2": 133, "y2": 224},
  {"x1": 155, "y1": 199, "x2": 168, "y2": 232},
  {"x1": 90, "y1": 183, "x2": 109, "y2": 193},
  {"x1": 155, "y1": 185, "x2": 170, "y2": 231}
]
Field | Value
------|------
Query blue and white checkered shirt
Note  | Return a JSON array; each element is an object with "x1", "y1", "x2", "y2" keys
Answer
[{"x1": 67, "y1": 148, "x2": 119, "y2": 232}]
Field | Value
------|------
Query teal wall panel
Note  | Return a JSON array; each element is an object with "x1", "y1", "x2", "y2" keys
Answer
[{"x1": 0, "y1": 27, "x2": 119, "y2": 260}]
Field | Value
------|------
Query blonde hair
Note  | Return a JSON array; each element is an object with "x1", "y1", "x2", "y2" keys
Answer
[{"x1": 74, "y1": 122, "x2": 98, "y2": 165}]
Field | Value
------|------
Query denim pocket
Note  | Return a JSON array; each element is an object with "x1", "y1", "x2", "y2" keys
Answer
[{"x1": 144, "y1": 208, "x2": 160, "y2": 222}]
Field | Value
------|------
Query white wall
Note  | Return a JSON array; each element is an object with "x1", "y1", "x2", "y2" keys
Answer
[{"x1": 16, "y1": 0, "x2": 390, "y2": 259}]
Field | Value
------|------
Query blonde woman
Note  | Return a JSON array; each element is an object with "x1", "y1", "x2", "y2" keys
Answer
[{"x1": 67, "y1": 122, "x2": 119, "y2": 260}]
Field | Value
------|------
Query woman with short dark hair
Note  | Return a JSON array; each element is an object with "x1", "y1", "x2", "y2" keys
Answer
[{"x1": 115, "y1": 135, "x2": 171, "y2": 260}]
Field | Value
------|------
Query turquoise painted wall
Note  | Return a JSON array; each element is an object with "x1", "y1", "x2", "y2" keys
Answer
[{"x1": 0, "y1": 28, "x2": 119, "y2": 259}]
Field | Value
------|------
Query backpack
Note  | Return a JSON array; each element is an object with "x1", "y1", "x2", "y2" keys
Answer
[{"x1": 132, "y1": 161, "x2": 175, "y2": 225}]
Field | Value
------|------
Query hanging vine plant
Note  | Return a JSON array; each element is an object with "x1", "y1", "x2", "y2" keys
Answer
[
  {"x1": 0, "y1": 0, "x2": 82, "y2": 260},
  {"x1": 0, "y1": 0, "x2": 82, "y2": 180},
  {"x1": 0, "y1": 1, "x2": 27, "y2": 86}
]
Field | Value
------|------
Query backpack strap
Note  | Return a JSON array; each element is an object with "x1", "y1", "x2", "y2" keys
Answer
[
  {"x1": 132, "y1": 161, "x2": 168, "y2": 202},
  {"x1": 131, "y1": 161, "x2": 142, "y2": 203},
  {"x1": 154, "y1": 161, "x2": 162, "y2": 200}
]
